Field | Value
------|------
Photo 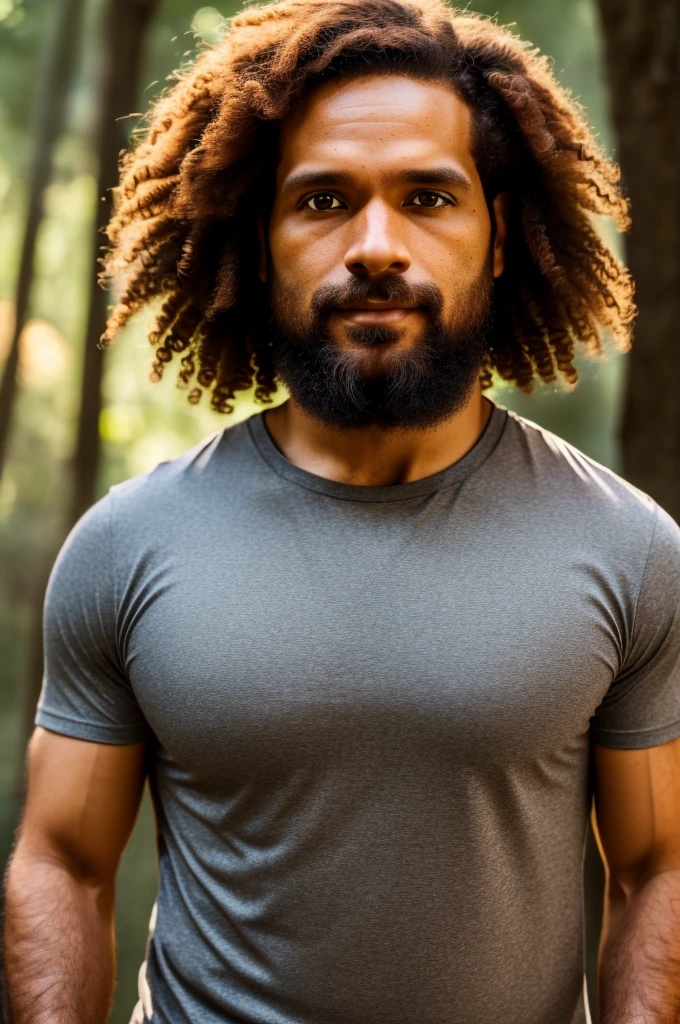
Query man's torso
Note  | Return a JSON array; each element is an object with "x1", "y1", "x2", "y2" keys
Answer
[{"x1": 39, "y1": 403, "x2": 667, "y2": 1023}]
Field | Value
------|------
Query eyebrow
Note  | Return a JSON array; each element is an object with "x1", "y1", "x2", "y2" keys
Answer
[{"x1": 280, "y1": 165, "x2": 474, "y2": 195}]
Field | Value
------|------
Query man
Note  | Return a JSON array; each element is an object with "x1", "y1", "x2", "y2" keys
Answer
[{"x1": 4, "y1": 1, "x2": 680, "y2": 1022}]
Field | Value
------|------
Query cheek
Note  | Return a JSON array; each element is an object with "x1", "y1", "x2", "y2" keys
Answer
[
  {"x1": 432, "y1": 208, "x2": 491, "y2": 265},
  {"x1": 269, "y1": 214, "x2": 342, "y2": 286},
  {"x1": 269, "y1": 205, "x2": 492, "y2": 290},
  {"x1": 424, "y1": 240, "x2": 490, "y2": 312}
]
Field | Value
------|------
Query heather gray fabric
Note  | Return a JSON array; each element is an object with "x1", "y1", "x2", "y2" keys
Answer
[{"x1": 36, "y1": 400, "x2": 680, "y2": 1024}]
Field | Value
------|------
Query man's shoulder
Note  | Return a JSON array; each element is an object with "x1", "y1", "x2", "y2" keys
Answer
[
  {"x1": 504, "y1": 407, "x2": 652, "y2": 505},
  {"x1": 108, "y1": 418, "x2": 254, "y2": 511},
  {"x1": 498, "y1": 406, "x2": 669, "y2": 543}
]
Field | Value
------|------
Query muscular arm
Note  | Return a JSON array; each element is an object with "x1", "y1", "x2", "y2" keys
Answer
[
  {"x1": 4, "y1": 727, "x2": 146, "y2": 1024},
  {"x1": 593, "y1": 737, "x2": 680, "y2": 1024}
]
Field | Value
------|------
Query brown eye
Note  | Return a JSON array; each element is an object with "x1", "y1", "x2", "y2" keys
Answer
[
  {"x1": 410, "y1": 191, "x2": 451, "y2": 208},
  {"x1": 304, "y1": 193, "x2": 343, "y2": 211}
]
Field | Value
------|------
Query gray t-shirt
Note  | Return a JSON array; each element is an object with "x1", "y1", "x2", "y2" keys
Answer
[{"x1": 37, "y1": 401, "x2": 680, "y2": 1024}]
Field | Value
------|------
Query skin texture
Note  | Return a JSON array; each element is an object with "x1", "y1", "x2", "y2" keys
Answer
[
  {"x1": 260, "y1": 75, "x2": 507, "y2": 485},
  {"x1": 4, "y1": 73, "x2": 680, "y2": 1024},
  {"x1": 594, "y1": 738, "x2": 680, "y2": 1023},
  {"x1": 4, "y1": 729, "x2": 146, "y2": 1023}
]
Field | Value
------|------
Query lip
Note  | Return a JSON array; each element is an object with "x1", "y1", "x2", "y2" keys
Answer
[{"x1": 333, "y1": 306, "x2": 421, "y2": 324}]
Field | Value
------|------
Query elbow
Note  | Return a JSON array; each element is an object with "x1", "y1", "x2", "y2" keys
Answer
[
  {"x1": 8, "y1": 830, "x2": 116, "y2": 899},
  {"x1": 607, "y1": 857, "x2": 680, "y2": 911}
]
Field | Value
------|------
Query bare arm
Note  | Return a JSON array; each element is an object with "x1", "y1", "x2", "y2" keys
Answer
[
  {"x1": 4, "y1": 727, "x2": 146, "y2": 1024},
  {"x1": 593, "y1": 736, "x2": 680, "y2": 1024}
]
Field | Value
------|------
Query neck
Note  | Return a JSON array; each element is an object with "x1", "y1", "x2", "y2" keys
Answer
[{"x1": 263, "y1": 387, "x2": 492, "y2": 487}]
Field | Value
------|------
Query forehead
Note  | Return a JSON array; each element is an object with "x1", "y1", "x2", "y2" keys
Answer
[{"x1": 276, "y1": 73, "x2": 478, "y2": 186}]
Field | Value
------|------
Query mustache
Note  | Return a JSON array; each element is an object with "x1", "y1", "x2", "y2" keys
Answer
[{"x1": 309, "y1": 277, "x2": 445, "y2": 320}]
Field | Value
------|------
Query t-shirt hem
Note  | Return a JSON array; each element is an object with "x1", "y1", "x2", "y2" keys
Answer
[
  {"x1": 591, "y1": 716, "x2": 680, "y2": 749},
  {"x1": 35, "y1": 707, "x2": 149, "y2": 745}
]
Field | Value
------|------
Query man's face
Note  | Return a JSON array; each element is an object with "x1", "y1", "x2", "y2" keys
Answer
[{"x1": 261, "y1": 73, "x2": 507, "y2": 430}]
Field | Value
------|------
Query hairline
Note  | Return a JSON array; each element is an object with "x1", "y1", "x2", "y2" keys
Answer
[{"x1": 269, "y1": 66, "x2": 493, "y2": 211}]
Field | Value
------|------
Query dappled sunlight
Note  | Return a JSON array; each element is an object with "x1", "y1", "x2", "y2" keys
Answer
[
  {"x1": 19, "y1": 319, "x2": 70, "y2": 388},
  {"x1": 0, "y1": 301, "x2": 70, "y2": 389}
]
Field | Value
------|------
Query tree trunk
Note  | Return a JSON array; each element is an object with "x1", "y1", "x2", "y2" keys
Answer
[
  {"x1": 598, "y1": 0, "x2": 680, "y2": 520},
  {"x1": 0, "y1": 0, "x2": 86, "y2": 485},
  {"x1": 586, "y1": 3, "x2": 678, "y2": 1018},
  {"x1": 16, "y1": 0, "x2": 161, "y2": 792},
  {"x1": 68, "y1": 0, "x2": 161, "y2": 528}
]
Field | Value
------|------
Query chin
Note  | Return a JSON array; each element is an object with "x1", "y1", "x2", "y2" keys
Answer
[{"x1": 341, "y1": 343, "x2": 412, "y2": 378}]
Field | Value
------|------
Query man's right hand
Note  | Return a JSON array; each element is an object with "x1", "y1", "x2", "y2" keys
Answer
[{"x1": 4, "y1": 727, "x2": 146, "y2": 1024}]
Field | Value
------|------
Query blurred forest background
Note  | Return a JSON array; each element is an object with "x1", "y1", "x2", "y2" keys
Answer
[{"x1": 0, "y1": 0, "x2": 676, "y2": 1020}]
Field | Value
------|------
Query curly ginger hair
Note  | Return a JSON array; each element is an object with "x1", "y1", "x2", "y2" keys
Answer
[{"x1": 102, "y1": 0, "x2": 635, "y2": 413}]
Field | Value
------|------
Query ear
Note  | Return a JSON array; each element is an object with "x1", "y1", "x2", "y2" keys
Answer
[
  {"x1": 256, "y1": 213, "x2": 268, "y2": 283},
  {"x1": 491, "y1": 192, "x2": 509, "y2": 279}
]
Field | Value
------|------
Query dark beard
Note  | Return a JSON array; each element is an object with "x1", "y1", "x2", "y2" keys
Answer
[{"x1": 267, "y1": 269, "x2": 493, "y2": 432}]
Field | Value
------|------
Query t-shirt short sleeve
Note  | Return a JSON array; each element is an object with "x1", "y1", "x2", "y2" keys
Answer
[
  {"x1": 591, "y1": 504, "x2": 680, "y2": 748},
  {"x1": 35, "y1": 492, "x2": 150, "y2": 744}
]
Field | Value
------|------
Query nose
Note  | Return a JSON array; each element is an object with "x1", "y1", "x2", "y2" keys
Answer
[{"x1": 343, "y1": 199, "x2": 411, "y2": 279}]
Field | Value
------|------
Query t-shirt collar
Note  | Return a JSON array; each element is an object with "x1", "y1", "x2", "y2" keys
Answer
[{"x1": 246, "y1": 399, "x2": 508, "y2": 503}]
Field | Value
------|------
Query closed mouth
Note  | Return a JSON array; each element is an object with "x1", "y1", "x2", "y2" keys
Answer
[{"x1": 336, "y1": 304, "x2": 419, "y2": 311}]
